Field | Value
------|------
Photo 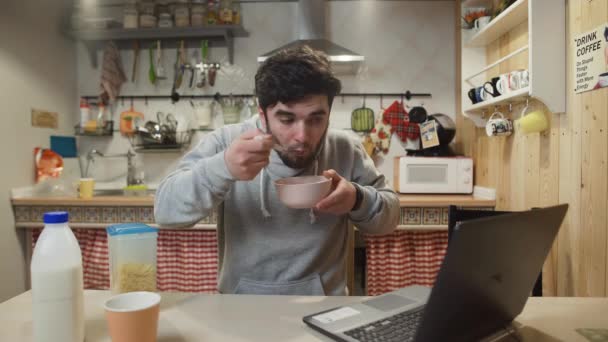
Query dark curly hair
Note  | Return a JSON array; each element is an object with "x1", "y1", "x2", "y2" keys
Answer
[{"x1": 254, "y1": 46, "x2": 342, "y2": 113}]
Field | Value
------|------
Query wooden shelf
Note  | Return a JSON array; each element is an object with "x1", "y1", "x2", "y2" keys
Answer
[
  {"x1": 463, "y1": 87, "x2": 530, "y2": 127},
  {"x1": 460, "y1": 0, "x2": 565, "y2": 128},
  {"x1": 465, "y1": 0, "x2": 528, "y2": 48},
  {"x1": 67, "y1": 25, "x2": 249, "y2": 67},
  {"x1": 68, "y1": 25, "x2": 248, "y2": 41}
]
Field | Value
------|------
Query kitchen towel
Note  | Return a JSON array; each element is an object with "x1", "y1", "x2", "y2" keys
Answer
[
  {"x1": 100, "y1": 41, "x2": 127, "y2": 102},
  {"x1": 382, "y1": 100, "x2": 419, "y2": 142},
  {"x1": 369, "y1": 118, "x2": 392, "y2": 154}
]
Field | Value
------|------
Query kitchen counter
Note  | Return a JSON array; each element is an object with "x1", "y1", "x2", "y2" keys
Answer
[
  {"x1": 11, "y1": 194, "x2": 494, "y2": 208},
  {"x1": 11, "y1": 193, "x2": 495, "y2": 295},
  {"x1": 0, "y1": 290, "x2": 605, "y2": 341}
]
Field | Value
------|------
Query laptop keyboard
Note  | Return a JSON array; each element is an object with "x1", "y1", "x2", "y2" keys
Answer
[{"x1": 342, "y1": 306, "x2": 425, "y2": 342}]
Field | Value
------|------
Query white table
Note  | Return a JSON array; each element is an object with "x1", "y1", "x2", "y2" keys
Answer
[{"x1": 1, "y1": 290, "x2": 606, "y2": 341}]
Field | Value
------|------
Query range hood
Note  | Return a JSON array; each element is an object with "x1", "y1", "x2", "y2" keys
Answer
[{"x1": 257, "y1": 0, "x2": 364, "y2": 63}]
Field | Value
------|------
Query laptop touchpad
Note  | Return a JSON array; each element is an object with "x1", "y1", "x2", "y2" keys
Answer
[{"x1": 362, "y1": 294, "x2": 416, "y2": 312}]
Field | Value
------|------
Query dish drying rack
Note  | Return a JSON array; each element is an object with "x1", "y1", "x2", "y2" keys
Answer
[{"x1": 128, "y1": 129, "x2": 195, "y2": 153}]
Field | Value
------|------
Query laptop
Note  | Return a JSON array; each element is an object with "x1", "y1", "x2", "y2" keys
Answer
[{"x1": 303, "y1": 204, "x2": 569, "y2": 342}]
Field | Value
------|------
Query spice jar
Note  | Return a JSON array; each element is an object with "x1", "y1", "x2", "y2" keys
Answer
[
  {"x1": 174, "y1": 3, "x2": 190, "y2": 27},
  {"x1": 231, "y1": 1, "x2": 241, "y2": 25},
  {"x1": 191, "y1": 1, "x2": 207, "y2": 26},
  {"x1": 123, "y1": 4, "x2": 139, "y2": 28},
  {"x1": 219, "y1": 0, "x2": 233, "y2": 24},
  {"x1": 207, "y1": 0, "x2": 219, "y2": 25},
  {"x1": 158, "y1": 13, "x2": 173, "y2": 27}
]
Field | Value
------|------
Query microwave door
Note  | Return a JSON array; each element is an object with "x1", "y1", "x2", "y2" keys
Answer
[{"x1": 404, "y1": 163, "x2": 454, "y2": 193}]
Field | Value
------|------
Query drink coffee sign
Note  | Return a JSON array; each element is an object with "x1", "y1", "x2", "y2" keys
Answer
[{"x1": 573, "y1": 23, "x2": 608, "y2": 94}]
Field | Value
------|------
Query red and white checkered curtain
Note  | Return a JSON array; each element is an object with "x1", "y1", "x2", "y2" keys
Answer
[
  {"x1": 32, "y1": 229, "x2": 219, "y2": 293},
  {"x1": 364, "y1": 231, "x2": 448, "y2": 296}
]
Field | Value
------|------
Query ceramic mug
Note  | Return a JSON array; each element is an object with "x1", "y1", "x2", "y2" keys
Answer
[
  {"x1": 468, "y1": 87, "x2": 488, "y2": 104},
  {"x1": 474, "y1": 16, "x2": 491, "y2": 30},
  {"x1": 483, "y1": 77, "x2": 502, "y2": 98},
  {"x1": 78, "y1": 178, "x2": 95, "y2": 199},
  {"x1": 475, "y1": 86, "x2": 490, "y2": 103},
  {"x1": 517, "y1": 109, "x2": 548, "y2": 134},
  {"x1": 485, "y1": 112, "x2": 513, "y2": 137},
  {"x1": 468, "y1": 88, "x2": 478, "y2": 104},
  {"x1": 508, "y1": 69, "x2": 529, "y2": 91},
  {"x1": 499, "y1": 74, "x2": 511, "y2": 95},
  {"x1": 194, "y1": 101, "x2": 212, "y2": 128},
  {"x1": 598, "y1": 72, "x2": 608, "y2": 88}
]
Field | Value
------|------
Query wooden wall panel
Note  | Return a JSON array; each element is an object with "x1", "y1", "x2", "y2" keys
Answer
[{"x1": 457, "y1": 0, "x2": 608, "y2": 296}]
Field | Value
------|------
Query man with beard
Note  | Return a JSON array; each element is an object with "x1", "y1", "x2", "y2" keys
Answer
[{"x1": 155, "y1": 46, "x2": 399, "y2": 295}]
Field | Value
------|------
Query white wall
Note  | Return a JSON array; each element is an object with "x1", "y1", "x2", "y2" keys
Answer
[
  {"x1": 0, "y1": 0, "x2": 77, "y2": 301},
  {"x1": 76, "y1": 1, "x2": 455, "y2": 189}
]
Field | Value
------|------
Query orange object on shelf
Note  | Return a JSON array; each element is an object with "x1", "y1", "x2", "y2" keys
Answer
[
  {"x1": 120, "y1": 105, "x2": 144, "y2": 136},
  {"x1": 34, "y1": 147, "x2": 63, "y2": 183}
]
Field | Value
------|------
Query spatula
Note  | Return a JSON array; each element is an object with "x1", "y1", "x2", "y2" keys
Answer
[{"x1": 148, "y1": 46, "x2": 156, "y2": 84}]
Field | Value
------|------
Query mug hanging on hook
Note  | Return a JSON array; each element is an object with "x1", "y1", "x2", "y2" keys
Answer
[
  {"x1": 516, "y1": 98, "x2": 548, "y2": 134},
  {"x1": 485, "y1": 111, "x2": 513, "y2": 137}
]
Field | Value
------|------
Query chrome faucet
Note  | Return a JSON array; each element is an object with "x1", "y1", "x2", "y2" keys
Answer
[{"x1": 84, "y1": 149, "x2": 141, "y2": 186}]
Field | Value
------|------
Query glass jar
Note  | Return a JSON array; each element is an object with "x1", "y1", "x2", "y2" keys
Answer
[
  {"x1": 191, "y1": 2, "x2": 206, "y2": 26},
  {"x1": 207, "y1": 0, "x2": 219, "y2": 25},
  {"x1": 156, "y1": 1, "x2": 170, "y2": 17},
  {"x1": 174, "y1": 3, "x2": 190, "y2": 27},
  {"x1": 140, "y1": 1, "x2": 156, "y2": 16},
  {"x1": 123, "y1": 4, "x2": 139, "y2": 28},
  {"x1": 231, "y1": 1, "x2": 241, "y2": 25},
  {"x1": 139, "y1": 14, "x2": 157, "y2": 28},
  {"x1": 158, "y1": 13, "x2": 173, "y2": 27},
  {"x1": 219, "y1": 0, "x2": 233, "y2": 24}
]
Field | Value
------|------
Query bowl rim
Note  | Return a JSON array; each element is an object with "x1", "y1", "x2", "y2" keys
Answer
[{"x1": 274, "y1": 175, "x2": 330, "y2": 186}]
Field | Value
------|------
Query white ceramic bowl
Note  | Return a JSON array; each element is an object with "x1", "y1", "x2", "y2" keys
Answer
[{"x1": 275, "y1": 176, "x2": 331, "y2": 209}]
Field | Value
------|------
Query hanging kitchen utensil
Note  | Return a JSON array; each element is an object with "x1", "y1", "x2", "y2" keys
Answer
[
  {"x1": 155, "y1": 40, "x2": 167, "y2": 80},
  {"x1": 131, "y1": 40, "x2": 139, "y2": 83},
  {"x1": 196, "y1": 40, "x2": 208, "y2": 88},
  {"x1": 189, "y1": 58, "x2": 196, "y2": 88},
  {"x1": 170, "y1": 65, "x2": 180, "y2": 103},
  {"x1": 148, "y1": 46, "x2": 156, "y2": 84},
  {"x1": 351, "y1": 96, "x2": 375, "y2": 133},
  {"x1": 175, "y1": 40, "x2": 186, "y2": 88},
  {"x1": 208, "y1": 63, "x2": 219, "y2": 87}
]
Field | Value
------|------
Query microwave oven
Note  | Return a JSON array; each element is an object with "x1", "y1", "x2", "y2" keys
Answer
[{"x1": 393, "y1": 156, "x2": 473, "y2": 194}]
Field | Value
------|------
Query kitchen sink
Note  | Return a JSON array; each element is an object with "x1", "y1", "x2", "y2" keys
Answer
[{"x1": 93, "y1": 189, "x2": 155, "y2": 197}]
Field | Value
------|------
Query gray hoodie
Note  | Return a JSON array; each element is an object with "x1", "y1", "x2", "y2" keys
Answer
[{"x1": 154, "y1": 115, "x2": 399, "y2": 295}]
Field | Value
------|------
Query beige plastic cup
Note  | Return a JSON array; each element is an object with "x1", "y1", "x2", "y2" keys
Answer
[
  {"x1": 104, "y1": 291, "x2": 161, "y2": 342},
  {"x1": 78, "y1": 178, "x2": 95, "y2": 198}
]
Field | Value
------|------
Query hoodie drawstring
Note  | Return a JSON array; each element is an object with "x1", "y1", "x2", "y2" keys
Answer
[
  {"x1": 309, "y1": 160, "x2": 319, "y2": 224},
  {"x1": 260, "y1": 168, "x2": 271, "y2": 218},
  {"x1": 259, "y1": 155, "x2": 320, "y2": 224}
]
